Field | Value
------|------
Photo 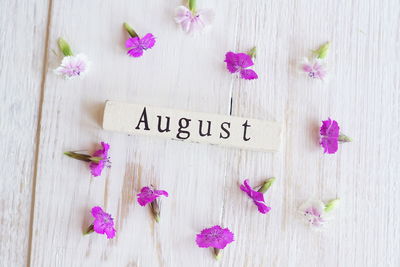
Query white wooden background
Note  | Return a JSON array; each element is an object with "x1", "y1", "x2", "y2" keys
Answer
[{"x1": 1, "y1": 0, "x2": 399, "y2": 266}]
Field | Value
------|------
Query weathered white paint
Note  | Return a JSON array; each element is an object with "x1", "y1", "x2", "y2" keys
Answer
[{"x1": 1, "y1": 0, "x2": 399, "y2": 266}]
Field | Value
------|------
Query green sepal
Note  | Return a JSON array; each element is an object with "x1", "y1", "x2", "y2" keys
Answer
[
  {"x1": 324, "y1": 199, "x2": 340, "y2": 212},
  {"x1": 313, "y1": 42, "x2": 330, "y2": 59},
  {"x1": 64, "y1": 151, "x2": 92, "y2": 162},
  {"x1": 248, "y1": 46, "x2": 257, "y2": 59},
  {"x1": 338, "y1": 134, "x2": 352, "y2": 143},
  {"x1": 189, "y1": 0, "x2": 196, "y2": 12},
  {"x1": 150, "y1": 200, "x2": 161, "y2": 223},
  {"x1": 213, "y1": 248, "x2": 221, "y2": 260},
  {"x1": 258, "y1": 177, "x2": 276, "y2": 193},
  {"x1": 84, "y1": 224, "x2": 94, "y2": 235},
  {"x1": 123, "y1": 22, "x2": 138, "y2": 38},
  {"x1": 58, "y1": 38, "x2": 73, "y2": 56}
]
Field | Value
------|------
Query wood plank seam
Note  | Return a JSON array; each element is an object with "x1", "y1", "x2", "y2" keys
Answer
[{"x1": 26, "y1": 0, "x2": 54, "y2": 266}]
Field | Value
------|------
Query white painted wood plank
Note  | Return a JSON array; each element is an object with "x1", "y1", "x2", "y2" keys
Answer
[
  {"x1": 0, "y1": 0, "x2": 50, "y2": 266},
  {"x1": 27, "y1": 0, "x2": 400, "y2": 267}
]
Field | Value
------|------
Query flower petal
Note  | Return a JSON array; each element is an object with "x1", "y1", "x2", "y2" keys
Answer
[
  {"x1": 125, "y1": 37, "x2": 140, "y2": 48},
  {"x1": 105, "y1": 227, "x2": 116, "y2": 239},
  {"x1": 127, "y1": 47, "x2": 144, "y2": 57},
  {"x1": 254, "y1": 201, "x2": 271, "y2": 214},
  {"x1": 140, "y1": 33, "x2": 156, "y2": 50},
  {"x1": 224, "y1": 52, "x2": 241, "y2": 73},
  {"x1": 240, "y1": 69, "x2": 258, "y2": 80},
  {"x1": 91, "y1": 206, "x2": 104, "y2": 218}
]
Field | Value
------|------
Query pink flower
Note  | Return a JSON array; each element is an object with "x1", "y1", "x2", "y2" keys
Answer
[
  {"x1": 300, "y1": 57, "x2": 327, "y2": 80},
  {"x1": 320, "y1": 118, "x2": 340, "y2": 154},
  {"x1": 175, "y1": 6, "x2": 214, "y2": 34},
  {"x1": 240, "y1": 179, "x2": 271, "y2": 214},
  {"x1": 64, "y1": 141, "x2": 111, "y2": 177},
  {"x1": 89, "y1": 206, "x2": 116, "y2": 239},
  {"x1": 224, "y1": 52, "x2": 258, "y2": 80},
  {"x1": 196, "y1": 225, "x2": 234, "y2": 249},
  {"x1": 54, "y1": 54, "x2": 90, "y2": 79},
  {"x1": 137, "y1": 186, "x2": 168, "y2": 206},
  {"x1": 89, "y1": 142, "x2": 111, "y2": 177},
  {"x1": 125, "y1": 33, "x2": 156, "y2": 57},
  {"x1": 137, "y1": 186, "x2": 168, "y2": 222}
]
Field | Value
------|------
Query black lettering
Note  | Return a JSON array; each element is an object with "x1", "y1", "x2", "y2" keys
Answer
[
  {"x1": 198, "y1": 120, "x2": 212, "y2": 137},
  {"x1": 242, "y1": 120, "x2": 251, "y2": 141},
  {"x1": 135, "y1": 107, "x2": 150, "y2": 130},
  {"x1": 157, "y1": 116, "x2": 171, "y2": 133},
  {"x1": 219, "y1": 122, "x2": 231, "y2": 139},
  {"x1": 177, "y1": 118, "x2": 191, "y2": 139}
]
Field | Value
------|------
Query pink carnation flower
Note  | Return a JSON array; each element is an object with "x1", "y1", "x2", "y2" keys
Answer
[
  {"x1": 54, "y1": 53, "x2": 90, "y2": 79},
  {"x1": 196, "y1": 225, "x2": 234, "y2": 249},
  {"x1": 224, "y1": 52, "x2": 258, "y2": 80},
  {"x1": 137, "y1": 186, "x2": 168, "y2": 206},
  {"x1": 299, "y1": 200, "x2": 327, "y2": 229},
  {"x1": 320, "y1": 118, "x2": 340, "y2": 154},
  {"x1": 137, "y1": 186, "x2": 168, "y2": 223},
  {"x1": 175, "y1": 6, "x2": 214, "y2": 34},
  {"x1": 300, "y1": 57, "x2": 327, "y2": 80},
  {"x1": 90, "y1": 206, "x2": 116, "y2": 239},
  {"x1": 240, "y1": 179, "x2": 271, "y2": 214},
  {"x1": 89, "y1": 142, "x2": 111, "y2": 177},
  {"x1": 64, "y1": 141, "x2": 111, "y2": 177},
  {"x1": 125, "y1": 33, "x2": 156, "y2": 58}
]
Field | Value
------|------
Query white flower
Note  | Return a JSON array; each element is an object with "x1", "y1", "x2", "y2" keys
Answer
[
  {"x1": 54, "y1": 53, "x2": 90, "y2": 80},
  {"x1": 299, "y1": 199, "x2": 330, "y2": 229},
  {"x1": 174, "y1": 6, "x2": 214, "y2": 34},
  {"x1": 299, "y1": 57, "x2": 328, "y2": 80}
]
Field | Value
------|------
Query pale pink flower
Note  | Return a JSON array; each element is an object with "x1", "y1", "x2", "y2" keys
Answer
[
  {"x1": 175, "y1": 6, "x2": 214, "y2": 34},
  {"x1": 54, "y1": 54, "x2": 90, "y2": 79},
  {"x1": 300, "y1": 57, "x2": 327, "y2": 80}
]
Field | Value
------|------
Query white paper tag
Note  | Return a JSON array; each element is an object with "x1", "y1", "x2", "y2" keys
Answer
[{"x1": 102, "y1": 101, "x2": 281, "y2": 152}]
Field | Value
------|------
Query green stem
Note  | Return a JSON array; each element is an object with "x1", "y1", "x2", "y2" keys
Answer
[
  {"x1": 189, "y1": 0, "x2": 196, "y2": 12},
  {"x1": 58, "y1": 38, "x2": 73, "y2": 56},
  {"x1": 123, "y1": 22, "x2": 138, "y2": 38},
  {"x1": 257, "y1": 177, "x2": 276, "y2": 193}
]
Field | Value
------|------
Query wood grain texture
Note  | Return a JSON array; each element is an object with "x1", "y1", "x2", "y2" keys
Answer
[
  {"x1": 0, "y1": 0, "x2": 50, "y2": 266},
  {"x1": 0, "y1": 0, "x2": 399, "y2": 266}
]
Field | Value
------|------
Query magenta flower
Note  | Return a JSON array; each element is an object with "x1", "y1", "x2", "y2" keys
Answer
[
  {"x1": 125, "y1": 33, "x2": 156, "y2": 57},
  {"x1": 240, "y1": 179, "x2": 272, "y2": 214},
  {"x1": 64, "y1": 141, "x2": 111, "y2": 177},
  {"x1": 137, "y1": 186, "x2": 168, "y2": 222},
  {"x1": 85, "y1": 206, "x2": 116, "y2": 239},
  {"x1": 320, "y1": 118, "x2": 340, "y2": 154},
  {"x1": 174, "y1": 3, "x2": 214, "y2": 34},
  {"x1": 300, "y1": 57, "x2": 327, "y2": 80},
  {"x1": 89, "y1": 142, "x2": 111, "y2": 176},
  {"x1": 320, "y1": 118, "x2": 352, "y2": 154},
  {"x1": 196, "y1": 225, "x2": 234, "y2": 260},
  {"x1": 137, "y1": 186, "x2": 168, "y2": 206},
  {"x1": 224, "y1": 52, "x2": 258, "y2": 80}
]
